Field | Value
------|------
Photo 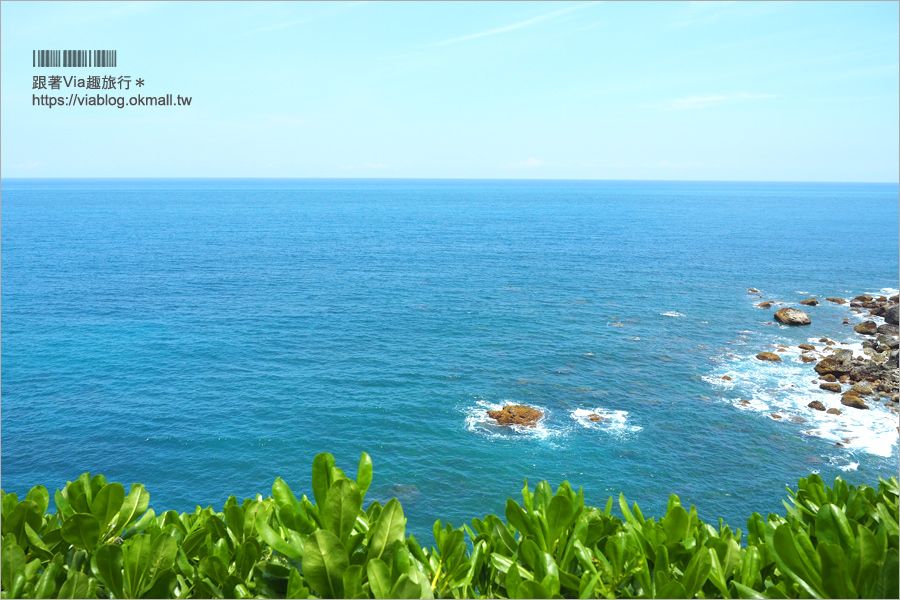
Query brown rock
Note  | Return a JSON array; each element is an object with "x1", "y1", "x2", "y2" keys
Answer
[
  {"x1": 721, "y1": 375, "x2": 732, "y2": 381},
  {"x1": 798, "y1": 344, "x2": 816, "y2": 351},
  {"x1": 820, "y1": 374, "x2": 837, "y2": 382},
  {"x1": 820, "y1": 382, "x2": 842, "y2": 392},
  {"x1": 826, "y1": 408, "x2": 842, "y2": 415},
  {"x1": 853, "y1": 295, "x2": 873, "y2": 302},
  {"x1": 826, "y1": 297, "x2": 846, "y2": 304},
  {"x1": 800, "y1": 298, "x2": 819, "y2": 306},
  {"x1": 854, "y1": 321, "x2": 878, "y2": 335},
  {"x1": 790, "y1": 416, "x2": 807, "y2": 423},
  {"x1": 774, "y1": 307, "x2": 811, "y2": 325},
  {"x1": 487, "y1": 405, "x2": 544, "y2": 427},
  {"x1": 808, "y1": 400, "x2": 826, "y2": 411},
  {"x1": 800, "y1": 354, "x2": 817, "y2": 363},
  {"x1": 850, "y1": 382, "x2": 874, "y2": 396},
  {"x1": 757, "y1": 301, "x2": 772, "y2": 308},
  {"x1": 818, "y1": 337, "x2": 830, "y2": 343},
  {"x1": 748, "y1": 288, "x2": 760, "y2": 293},
  {"x1": 587, "y1": 413, "x2": 605, "y2": 422},
  {"x1": 756, "y1": 352, "x2": 782, "y2": 362},
  {"x1": 877, "y1": 296, "x2": 888, "y2": 302},
  {"x1": 738, "y1": 399, "x2": 751, "y2": 406},
  {"x1": 840, "y1": 393, "x2": 869, "y2": 410},
  {"x1": 850, "y1": 308, "x2": 862, "y2": 314},
  {"x1": 770, "y1": 414, "x2": 782, "y2": 419},
  {"x1": 839, "y1": 375, "x2": 850, "y2": 383}
]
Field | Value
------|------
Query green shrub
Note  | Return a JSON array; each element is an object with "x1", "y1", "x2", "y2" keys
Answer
[{"x1": 1, "y1": 453, "x2": 897, "y2": 598}]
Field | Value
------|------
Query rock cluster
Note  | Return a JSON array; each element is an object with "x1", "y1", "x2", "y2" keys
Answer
[{"x1": 487, "y1": 405, "x2": 543, "y2": 427}]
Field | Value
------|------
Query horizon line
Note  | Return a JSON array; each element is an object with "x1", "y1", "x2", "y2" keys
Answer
[{"x1": 2, "y1": 176, "x2": 898, "y2": 185}]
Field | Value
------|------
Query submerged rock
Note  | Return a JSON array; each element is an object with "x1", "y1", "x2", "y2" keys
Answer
[
  {"x1": 820, "y1": 374, "x2": 838, "y2": 382},
  {"x1": 800, "y1": 354, "x2": 817, "y2": 363},
  {"x1": 826, "y1": 297, "x2": 846, "y2": 304},
  {"x1": 757, "y1": 301, "x2": 772, "y2": 308},
  {"x1": 487, "y1": 405, "x2": 543, "y2": 427},
  {"x1": 807, "y1": 400, "x2": 826, "y2": 411},
  {"x1": 756, "y1": 352, "x2": 782, "y2": 362},
  {"x1": 747, "y1": 288, "x2": 760, "y2": 293},
  {"x1": 826, "y1": 408, "x2": 842, "y2": 415},
  {"x1": 774, "y1": 308, "x2": 811, "y2": 325},
  {"x1": 819, "y1": 382, "x2": 842, "y2": 392},
  {"x1": 800, "y1": 298, "x2": 819, "y2": 306},
  {"x1": 798, "y1": 344, "x2": 816, "y2": 351},
  {"x1": 587, "y1": 413, "x2": 606, "y2": 422}
]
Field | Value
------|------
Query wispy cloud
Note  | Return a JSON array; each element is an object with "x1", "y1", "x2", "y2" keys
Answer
[
  {"x1": 506, "y1": 157, "x2": 543, "y2": 169},
  {"x1": 660, "y1": 92, "x2": 778, "y2": 111},
  {"x1": 427, "y1": 2, "x2": 599, "y2": 48},
  {"x1": 238, "y1": 1, "x2": 369, "y2": 38}
]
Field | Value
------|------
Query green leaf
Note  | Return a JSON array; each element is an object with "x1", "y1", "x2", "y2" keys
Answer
[
  {"x1": 33, "y1": 561, "x2": 61, "y2": 599},
  {"x1": 357, "y1": 452, "x2": 373, "y2": 499},
  {"x1": 123, "y1": 534, "x2": 153, "y2": 597},
  {"x1": 25, "y1": 486, "x2": 50, "y2": 516},
  {"x1": 255, "y1": 510, "x2": 302, "y2": 559},
  {"x1": 664, "y1": 504, "x2": 690, "y2": 543},
  {"x1": 767, "y1": 524, "x2": 824, "y2": 599},
  {"x1": 657, "y1": 580, "x2": 688, "y2": 599},
  {"x1": 302, "y1": 529, "x2": 348, "y2": 598},
  {"x1": 815, "y1": 504, "x2": 855, "y2": 551},
  {"x1": 389, "y1": 574, "x2": 421, "y2": 599},
  {"x1": 116, "y1": 484, "x2": 150, "y2": 532},
  {"x1": 61, "y1": 513, "x2": 102, "y2": 550},
  {"x1": 92, "y1": 482, "x2": 126, "y2": 529},
  {"x1": 546, "y1": 495, "x2": 575, "y2": 545},
  {"x1": 93, "y1": 543, "x2": 126, "y2": 599},
  {"x1": 518, "y1": 579, "x2": 551, "y2": 599},
  {"x1": 817, "y1": 542, "x2": 854, "y2": 598},
  {"x1": 732, "y1": 581, "x2": 766, "y2": 599},
  {"x1": 146, "y1": 531, "x2": 179, "y2": 587},
  {"x1": 367, "y1": 498, "x2": 405, "y2": 564},
  {"x1": 681, "y1": 544, "x2": 712, "y2": 598},
  {"x1": 342, "y1": 564, "x2": 363, "y2": 599},
  {"x1": 312, "y1": 453, "x2": 336, "y2": 508},
  {"x1": 57, "y1": 569, "x2": 91, "y2": 599},
  {"x1": 1, "y1": 538, "x2": 26, "y2": 590},
  {"x1": 367, "y1": 558, "x2": 391, "y2": 599},
  {"x1": 323, "y1": 479, "x2": 363, "y2": 545}
]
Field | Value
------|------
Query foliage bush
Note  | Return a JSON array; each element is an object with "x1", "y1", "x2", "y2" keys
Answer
[{"x1": 1, "y1": 452, "x2": 897, "y2": 599}]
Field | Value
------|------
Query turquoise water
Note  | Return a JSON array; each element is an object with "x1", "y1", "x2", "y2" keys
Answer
[{"x1": 2, "y1": 178, "x2": 898, "y2": 536}]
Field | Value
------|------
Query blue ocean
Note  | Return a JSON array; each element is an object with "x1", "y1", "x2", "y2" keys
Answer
[{"x1": 2, "y1": 179, "x2": 898, "y2": 537}]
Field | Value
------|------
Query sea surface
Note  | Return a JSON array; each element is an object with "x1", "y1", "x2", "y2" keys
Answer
[{"x1": 2, "y1": 178, "x2": 898, "y2": 538}]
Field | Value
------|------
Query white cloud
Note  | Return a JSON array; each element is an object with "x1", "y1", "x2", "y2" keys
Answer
[
  {"x1": 660, "y1": 92, "x2": 778, "y2": 111},
  {"x1": 506, "y1": 157, "x2": 543, "y2": 169},
  {"x1": 428, "y1": 2, "x2": 599, "y2": 48}
]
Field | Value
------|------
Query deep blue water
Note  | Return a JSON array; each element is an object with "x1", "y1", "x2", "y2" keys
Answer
[{"x1": 2, "y1": 178, "x2": 898, "y2": 538}]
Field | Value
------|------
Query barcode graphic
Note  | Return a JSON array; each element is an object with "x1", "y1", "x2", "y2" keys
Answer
[{"x1": 33, "y1": 50, "x2": 116, "y2": 68}]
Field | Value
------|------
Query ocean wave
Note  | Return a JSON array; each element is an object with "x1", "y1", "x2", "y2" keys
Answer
[
  {"x1": 660, "y1": 311, "x2": 685, "y2": 318},
  {"x1": 570, "y1": 408, "x2": 642, "y2": 435},
  {"x1": 705, "y1": 344, "x2": 898, "y2": 458}
]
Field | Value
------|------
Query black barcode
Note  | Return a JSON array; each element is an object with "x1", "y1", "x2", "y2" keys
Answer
[{"x1": 33, "y1": 50, "x2": 116, "y2": 68}]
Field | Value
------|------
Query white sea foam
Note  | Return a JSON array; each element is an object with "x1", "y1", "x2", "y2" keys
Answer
[
  {"x1": 705, "y1": 343, "x2": 898, "y2": 458},
  {"x1": 464, "y1": 400, "x2": 562, "y2": 442},
  {"x1": 660, "y1": 311, "x2": 685, "y2": 318},
  {"x1": 570, "y1": 408, "x2": 642, "y2": 435},
  {"x1": 879, "y1": 288, "x2": 899, "y2": 295}
]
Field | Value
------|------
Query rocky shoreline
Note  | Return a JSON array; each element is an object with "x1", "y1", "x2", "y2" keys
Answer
[{"x1": 748, "y1": 290, "x2": 899, "y2": 416}]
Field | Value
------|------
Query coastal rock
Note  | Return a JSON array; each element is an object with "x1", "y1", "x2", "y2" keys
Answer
[
  {"x1": 877, "y1": 324, "x2": 899, "y2": 336},
  {"x1": 757, "y1": 301, "x2": 772, "y2": 308},
  {"x1": 807, "y1": 400, "x2": 826, "y2": 411},
  {"x1": 839, "y1": 374, "x2": 851, "y2": 383},
  {"x1": 814, "y1": 349, "x2": 853, "y2": 376},
  {"x1": 487, "y1": 405, "x2": 543, "y2": 427},
  {"x1": 840, "y1": 393, "x2": 869, "y2": 410},
  {"x1": 756, "y1": 352, "x2": 782, "y2": 362},
  {"x1": 798, "y1": 344, "x2": 816, "y2": 351},
  {"x1": 826, "y1": 408, "x2": 842, "y2": 415},
  {"x1": 854, "y1": 321, "x2": 877, "y2": 335},
  {"x1": 774, "y1": 308, "x2": 811, "y2": 325},
  {"x1": 850, "y1": 382, "x2": 874, "y2": 396},
  {"x1": 820, "y1": 374, "x2": 838, "y2": 382},
  {"x1": 885, "y1": 304, "x2": 899, "y2": 325},
  {"x1": 770, "y1": 414, "x2": 782, "y2": 419},
  {"x1": 587, "y1": 413, "x2": 606, "y2": 422},
  {"x1": 721, "y1": 375, "x2": 732, "y2": 381},
  {"x1": 853, "y1": 295, "x2": 874, "y2": 302},
  {"x1": 747, "y1": 288, "x2": 760, "y2": 293},
  {"x1": 877, "y1": 334, "x2": 899, "y2": 350},
  {"x1": 819, "y1": 382, "x2": 842, "y2": 392},
  {"x1": 826, "y1": 297, "x2": 847, "y2": 304},
  {"x1": 790, "y1": 416, "x2": 807, "y2": 423},
  {"x1": 799, "y1": 298, "x2": 819, "y2": 306},
  {"x1": 800, "y1": 354, "x2": 817, "y2": 363}
]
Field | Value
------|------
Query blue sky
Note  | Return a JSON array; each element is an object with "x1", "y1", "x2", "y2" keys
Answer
[{"x1": 1, "y1": 1, "x2": 898, "y2": 181}]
